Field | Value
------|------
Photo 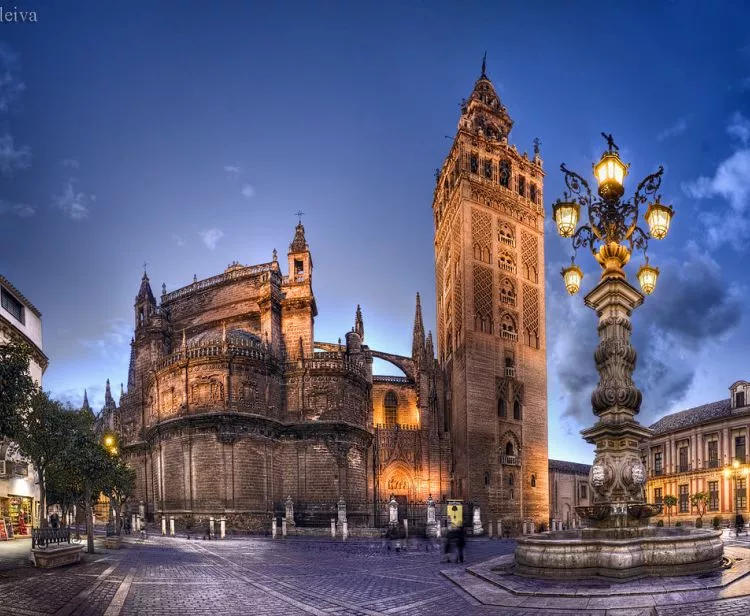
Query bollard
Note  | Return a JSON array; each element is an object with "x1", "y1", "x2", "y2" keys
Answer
[
  {"x1": 342, "y1": 521, "x2": 348, "y2": 541},
  {"x1": 209, "y1": 517, "x2": 215, "y2": 540},
  {"x1": 169, "y1": 516, "x2": 175, "y2": 537},
  {"x1": 220, "y1": 517, "x2": 226, "y2": 539},
  {"x1": 403, "y1": 519, "x2": 409, "y2": 539},
  {"x1": 330, "y1": 518, "x2": 336, "y2": 538},
  {"x1": 282, "y1": 518, "x2": 287, "y2": 538},
  {"x1": 161, "y1": 518, "x2": 166, "y2": 536},
  {"x1": 272, "y1": 518, "x2": 277, "y2": 539},
  {"x1": 436, "y1": 519, "x2": 441, "y2": 538},
  {"x1": 497, "y1": 520, "x2": 502, "y2": 539},
  {"x1": 488, "y1": 523, "x2": 493, "y2": 539},
  {"x1": 131, "y1": 514, "x2": 137, "y2": 533}
]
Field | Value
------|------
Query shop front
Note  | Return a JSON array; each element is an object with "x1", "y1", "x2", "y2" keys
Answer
[{"x1": 0, "y1": 461, "x2": 39, "y2": 540}]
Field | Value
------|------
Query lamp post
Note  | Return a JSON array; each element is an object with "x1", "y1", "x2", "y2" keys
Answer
[
  {"x1": 723, "y1": 459, "x2": 749, "y2": 535},
  {"x1": 102, "y1": 432, "x2": 119, "y2": 534},
  {"x1": 553, "y1": 133, "x2": 675, "y2": 526}
]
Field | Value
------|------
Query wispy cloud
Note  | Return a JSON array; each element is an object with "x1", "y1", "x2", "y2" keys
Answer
[
  {"x1": 199, "y1": 228, "x2": 224, "y2": 250},
  {"x1": 224, "y1": 163, "x2": 241, "y2": 174},
  {"x1": 60, "y1": 157, "x2": 80, "y2": 169},
  {"x1": 656, "y1": 117, "x2": 688, "y2": 142},
  {"x1": 80, "y1": 318, "x2": 132, "y2": 361},
  {"x1": 0, "y1": 200, "x2": 35, "y2": 217},
  {"x1": 0, "y1": 133, "x2": 30, "y2": 174},
  {"x1": 727, "y1": 111, "x2": 750, "y2": 146},
  {"x1": 682, "y1": 112, "x2": 750, "y2": 250},
  {"x1": 0, "y1": 45, "x2": 25, "y2": 113},
  {"x1": 53, "y1": 179, "x2": 95, "y2": 220},
  {"x1": 241, "y1": 184, "x2": 255, "y2": 199}
]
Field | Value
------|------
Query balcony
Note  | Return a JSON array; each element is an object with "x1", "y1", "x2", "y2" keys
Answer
[
  {"x1": 650, "y1": 468, "x2": 664, "y2": 477},
  {"x1": 501, "y1": 330, "x2": 518, "y2": 342},
  {"x1": 500, "y1": 295, "x2": 516, "y2": 306},
  {"x1": 504, "y1": 367, "x2": 515, "y2": 378},
  {"x1": 704, "y1": 459, "x2": 720, "y2": 470},
  {"x1": 501, "y1": 455, "x2": 520, "y2": 466},
  {"x1": 677, "y1": 463, "x2": 691, "y2": 473}
]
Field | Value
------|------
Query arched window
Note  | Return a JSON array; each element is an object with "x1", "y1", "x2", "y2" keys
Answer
[
  {"x1": 518, "y1": 175, "x2": 526, "y2": 197},
  {"x1": 498, "y1": 398, "x2": 506, "y2": 418},
  {"x1": 484, "y1": 471, "x2": 490, "y2": 486},
  {"x1": 500, "y1": 279, "x2": 516, "y2": 306},
  {"x1": 483, "y1": 159, "x2": 493, "y2": 179},
  {"x1": 530, "y1": 183, "x2": 538, "y2": 204},
  {"x1": 473, "y1": 243, "x2": 482, "y2": 260},
  {"x1": 499, "y1": 160, "x2": 511, "y2": 188},
  {"x1": 498, "y1": 224, "x2": 515, "y2": 246},
  {"x1": 498, "y1": 252, "x2": 515, "y2": 274},
  {"x1": 513, "y1": 400, "x2": 521, "y2": 420},
  {"x1": 508, "y1": 473, "x2": 514, "y2": 486},
  {"x1": 501, "y1": 314, "x2": 517, "y2": 341},
  {"x1": 470, "y1": 153, "x2": 479, "y2": 174},
  {"x1": 506, "y1": 442, "x2": 514, "y2": 456},
  {"x1": 384, "y1": 391, "x2": 398, "y2": 426},
  {"x1": 482, "y1": 247, "x2": 490, "y2": 263},
  {"x1": 531, "y1": 474, "x2": 537, "y2": 488}
]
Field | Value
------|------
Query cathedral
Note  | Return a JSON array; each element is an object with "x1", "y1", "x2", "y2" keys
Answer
[{"x1": 111, "y1": 62, "x2": 550, "y2": 533}]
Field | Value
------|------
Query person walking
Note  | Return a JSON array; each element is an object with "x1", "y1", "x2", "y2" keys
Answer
[
  {"x1": 442, "y1": 526, "x2": 455, "y2": 563},
  {"x1": 456, "y1": 525, "x2": 466, "y2": 564}
]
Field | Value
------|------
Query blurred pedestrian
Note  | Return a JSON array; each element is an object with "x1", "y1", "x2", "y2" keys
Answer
[
  {"x1": 442, "y1": 526, "x2": 455, "y2": 563},
  {"x1": 456, "y1": 525, "x2": 466, "y2": 564}
]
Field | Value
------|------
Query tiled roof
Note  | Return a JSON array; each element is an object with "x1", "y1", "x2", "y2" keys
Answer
[
  {"x1": 0, "y1": 274, "x2": 42, "y2": 317},
  {"x1": 549, "y1": 459, "x2": 591, "y2": 475},
  {"x1": 648, "y1": 399, "x2": 733, "y2": 435}
]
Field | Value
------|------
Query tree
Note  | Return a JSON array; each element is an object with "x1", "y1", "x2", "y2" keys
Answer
[
  {"x1": 691, "y1": 491, "x2": 709, "y2": 523},
  {"x1": 0, "y1": 341, "x2": 37, "y2": 439},
  {"x1": 102, "y1": 459, "x2": 135, "y2": 536},
  {"x1": 663, "y1": 495, "x2": 678, "y2": 527},
  {"x1": 13, "y1": 391, "x2": 76, "y2": 527}
]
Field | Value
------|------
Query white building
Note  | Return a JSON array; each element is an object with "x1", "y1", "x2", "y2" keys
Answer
[{"x1": 0, "y1": 274, "x2": 47, "y2": 537}]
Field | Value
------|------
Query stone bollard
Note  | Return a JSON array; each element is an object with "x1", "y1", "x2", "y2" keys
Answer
[
  {"x1": 220, "y1": 517, "x2": 226, "y2": 539},
  {"x1": 330, "y1": 518, "x2": 336, "y2": 538},
  {"x1": 404, "y1": 519, "x2": 409, "y2": 538},
  {"x1": 497, "y1": 520, "x2": 502, "y2": 539},
  {"x1": 131, "y1": 514, "x2": 137, "y2": 533},
  {"x1": 436, "y1": 519, "x2": 442, "y2": 538},
  {"x1": 472, "y1": 506, "x2": 484, "y2": 535},
  {"x1": 169, "y1": 516, "x2": 175, "y2": 537},
  {"x1": 285, "y1": 496, "x2": 295, "y2": 528},
  {"x1": 426, "y1": 495, "x2": 438, "y2": 538},
  {"x1": 281, "y1": 518, "x2": 287, "y2": 538},
  {"x1": 161, "y1": 517, "x2": 167, "y2": 536},
  {"x1": 209, "y1": 517, "x2": 215, "y2": 539},
  {"x1": 488, "y1": 523, "x2": 493, "y2": 539},
  {"x1": 272, "y1": 518, "x2": 277, "y2": 539},
  {"x1": 388, "y1": 494, "x2": 398, "y2": 528},
  {"x1": 342, "y1": 521, "x2": 348, "y2": 541}
]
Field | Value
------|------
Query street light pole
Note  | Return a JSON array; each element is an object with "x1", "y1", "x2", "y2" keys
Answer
[
  {"x1": 552, "y1": 134, "x2": 675, "y2": 527},
  {"x1": 723, "y1": 459, "x2": 749, "y2": 535}
]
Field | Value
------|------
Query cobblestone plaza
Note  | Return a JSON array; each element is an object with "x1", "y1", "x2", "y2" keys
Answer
[{"x1": 1, "y1": 534, "x2": 750, "y2": 615}]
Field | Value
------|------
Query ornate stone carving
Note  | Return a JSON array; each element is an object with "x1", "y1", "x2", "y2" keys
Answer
[{"x1": 591, "y1": 316, "x2": 642, "y2": 416}]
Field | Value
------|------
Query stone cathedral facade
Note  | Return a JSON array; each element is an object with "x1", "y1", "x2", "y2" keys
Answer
[{"x1": 113, "y1": 64, "x2": 549, "y2": 532}]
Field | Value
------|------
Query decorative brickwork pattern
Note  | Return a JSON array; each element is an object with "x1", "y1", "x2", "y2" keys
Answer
[
  {"x1": 473, "y1": 265, "x2": 493, "y2": 332},
  {"x1": 453, "y1": 214, "x2": 463, "y2": 333},
  {"x1": 520, "y1": 231, "x2": 539, "y2": 283},
  {"x1": 471, "y1": 208, "x2": 492, "y2": 263},
  {"x1": 522, "y1": 283, "x2": 540, "y2": 349}
]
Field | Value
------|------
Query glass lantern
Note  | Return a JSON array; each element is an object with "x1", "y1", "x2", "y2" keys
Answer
[
  {"x1": 561, "y1": 262, "x2": 583, "y2": 295},
  {"x1": 593, "y1": 151, "x2": 629, "y2": 200},
  {"x1": 645, "y1": 200, "x2": 674, "y2": 240},
  {"x1": 637, "y1": 260, "x2": 659, "y2": 295},
  {"x1": 552, "y1": 199, "x2": 580, "y2": 238}
]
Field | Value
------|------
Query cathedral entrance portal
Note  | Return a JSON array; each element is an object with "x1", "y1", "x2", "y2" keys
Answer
[{"x1": 395, "y1": 495, "x2": 408, "y2": 523}]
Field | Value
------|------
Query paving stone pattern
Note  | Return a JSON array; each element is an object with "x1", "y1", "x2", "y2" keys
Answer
[{"x1": 0, "y1": 536, "x2": 749, "y2": 615}]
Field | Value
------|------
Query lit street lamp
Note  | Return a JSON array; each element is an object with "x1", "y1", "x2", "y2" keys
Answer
[
  {"x1": 723, "y1": 459, "x2": 749, "y2": 534},
  {"x1": 555, "y1": 133, "x2": 676, "y2": 525}
]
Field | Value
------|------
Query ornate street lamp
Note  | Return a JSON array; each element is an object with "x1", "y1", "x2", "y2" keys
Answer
[
  {"x1": 553, "y1": 133, "x2": 676, "y2": 527},
  {"x1": 724, "y1": 459, "x2": 749, "y2": 533}
]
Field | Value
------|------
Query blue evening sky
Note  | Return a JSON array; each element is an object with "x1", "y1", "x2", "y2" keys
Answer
[{"x1": 1, "y1": 1, "x2": 748, "y2": 464}]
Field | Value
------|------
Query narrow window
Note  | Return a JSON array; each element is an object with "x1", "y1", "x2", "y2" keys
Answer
[
  {"x1": 384, "y1": 391, "x2": 398, "y2": 427},
  {"x1": 1, "y1": 288, "x2": 24, "y2": 324},
  {"x1": 580, "y1": 484, "x2": 588, "y2": 499},
  {"x1": 530, "y1": 474, "x2": 536, "y2": 488},
  {"x1": 294, "y1": 259, "x2": 304, "y2": 276},
  {"x1": 708, "y1": 441, "x2": 719, "y2": 468},
  {"x1": 498, "y1": 398, "x2": 506, "y2": 418},
  {"x1": 499, "y1": 160, "x2": 510, "y2": 188},
  {"x1": 513, "y1": 400, "x2": 521, "y2": 420},
  {"x1": 654, "y1": 451, "x2": 663, "y2": 475},
  {"x1": 738, "y1": 478, "x2": 747, "y2": 509},
  {"x1": 654, "y1": 487, "x2": 663, "y2": 505},
  {"x1": 708, "y1": 481, "x2": 719, "y2": 511},
  {"x1": 678, "y1": 446, "x2": 689, "y2": 472},
  {"x1": 737, "y1": 391, "x2": 746, "y2": 408},
  {"x1": 679, "y1": 484, "x2": 689, "y2": 513},
  {"x1": 484, "y1": 472, "x2": 490, "y2": 487},
  {"x1": 529, "y1": 183, "x2": 538, "y2": 203},
  {"x1": 483, "y1": 159, "x2": 493, "y2": 179},
  {"x1": 470, "y1": 154, "x2": 479, "y2": 174},
  {"x1": 505, "y1": 442, "x2": 514, "y2": 456},
  {"x1": 517, "y1": 176, "x2": 526, "y2": 197},
  {"x1": 736, "y1": 435, "x2": 746, "y2": 464}
]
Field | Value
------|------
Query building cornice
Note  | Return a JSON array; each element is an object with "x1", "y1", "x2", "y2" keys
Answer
[
  {"x1": 0, "y1": 313, "x2": 48, "y2": 373},
  {"x1": 0, "y1": 274, "x2": 42, "y2": 317}
]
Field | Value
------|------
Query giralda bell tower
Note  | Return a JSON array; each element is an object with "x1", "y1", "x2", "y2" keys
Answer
[{"x1": 432, "y1": 59, "x2": 549, "y2": 529}]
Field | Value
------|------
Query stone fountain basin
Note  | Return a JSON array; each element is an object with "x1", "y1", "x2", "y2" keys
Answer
[{"x1": 514, "y1": 527, "x2": 723, "y2": 579}]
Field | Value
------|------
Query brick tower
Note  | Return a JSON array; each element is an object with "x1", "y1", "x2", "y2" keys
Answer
[{"x1": 432, "y1": 58, "x2": 549, "y2": 530}]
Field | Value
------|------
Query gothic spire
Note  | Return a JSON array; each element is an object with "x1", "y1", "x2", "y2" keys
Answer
[
  {"x1": 412, "y1": 293, "x2": 425, "y2": 359},
  {"x1": 119, "y1": 382, "x2": 125, "y2": 404},
  {"x1": 289, "y1": 222, "x2": 308, "y2": 253},
  {"x1": 82, "y1": 389, "x2": 91, "y2": 413},
  {"x1": 127, "y1": 338, "x2": 136, "y2": 391},
  {"x1": 104, "y1": 378, "x2": 116, "y2": 410},
  {"x1": 481, "y1": 51, "x2": 487, "y2": 78},
  {"x1": 136, "y1": 271, "x2": 156, "y2": 306},
  {"x1": 425, "y1": 330, "x2": 434, "y2": 363},
  {"x1": 354, "y1": 304, "x2": 364, "y2": 341},
  {"x1": 461, "y1": 57, "x2": 513, "y2": 140}
]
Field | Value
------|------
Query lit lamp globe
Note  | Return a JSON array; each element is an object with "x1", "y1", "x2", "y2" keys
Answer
[
  {"x1": 645, "y1": 200, "x2": 675, "y2": 240},
  {"x1": 561, "y1": 263, "x2": 583, "y2": 295},
  {"x1": 552, "y1": 199, "x2": 580, "y2": 238},
  {"x1": 637, "y1": 261, "x2": 659, "y2": 295},
  {"x1": 594, "y1": 150, "x2": 629, "y2": 200},
  {"x1": 103, "y1": 435, "x2": 114, "y2": 448}
]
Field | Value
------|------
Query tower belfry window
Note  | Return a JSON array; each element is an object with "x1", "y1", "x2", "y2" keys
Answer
[
  {"x1": 294, "y1": 259, "x2": 304, "y2": 276},
  {"x1": 470, "y1": 154, "x2": 479, "y2": 174},
  {"x1": 499, "y1": 161, "x2": 511, "y2": 188},
  {"x1": 384, "y1": 391, "x2": 398, "y2": 427},
  {"x1": 484, "y1": 159, "x2": 493, "y2": 179},
  {"x1": 518, "y1": 176, "x2": 526, "y2": 197}
]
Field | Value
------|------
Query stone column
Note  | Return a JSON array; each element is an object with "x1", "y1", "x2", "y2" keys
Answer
[
  {"x1": 581, "y1": 277, "x2": 650, "y2": 526},
  {"x1": 272, "y1": 518, "x2": 277, "y2": 539},
  {"x1": 285, "y1": 496, "x2": 295, "y2": 527},
  {"x1": 337, "y1": 497, "x2": 346, "y2": 532},
  {"x1": 161, "y1": 517, "x2": 166, "y2": 536},
  {"x1": 488, "y1": 523, "x2": 493, "y2": 539},
  {"x1": 403, "y1": 519, "x2": 409, "y2": 538},
  {"x1": 220, "y1": 517, "x2": 226, "y2": 539},
  {"x1": 342, "y1": 521, "x2": 348, "y2": 540},
  {"x1": 209, "y1": 517, "x2": 215, "y2": 539},
  {"x1": 169, "y1": 516, "x2": 175, "y2": 537},
  {"x1": 281, "y1": 518, "x2": 287, "y2": 538},
  {"x1": 723, "y1": 428, "x2": 730, "y2": 465},
  {"x1": 131, "y1": 514, "x2": 136, "y2": 532},
  {"x1": 330, "y1": 518, "x2": 336, "y2": 538},
  {"x1": 472, "y1": 506, "x2": 483, "y2": 535}
]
